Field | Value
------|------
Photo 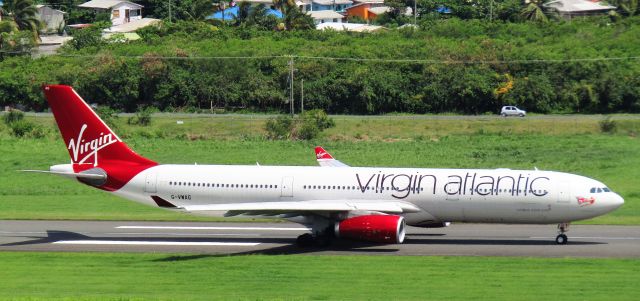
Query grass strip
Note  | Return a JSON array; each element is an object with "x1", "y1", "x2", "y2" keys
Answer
[{"x1": 0, "y1": 252, "x2": 638, "y2": 300}]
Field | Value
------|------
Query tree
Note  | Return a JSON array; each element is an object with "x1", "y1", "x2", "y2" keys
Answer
[
  {"x1": 617, "y1": 0, "x2": 639, "y2": 16},
  {"x1": 0, "y1": 0, "x2": 41, "y2": 38},
  {"x1": 273, "y1": 0, "x2": 314, "y2": 30},
  {"x1": 234, "y1": 1, "x2": 252, "y2": 26},
  {"x1": 148, "y1": 0, "x2": 215, "y2": 21},
  {"x1": 521, "y1": 0, "x2": 549, "y2": 22}
]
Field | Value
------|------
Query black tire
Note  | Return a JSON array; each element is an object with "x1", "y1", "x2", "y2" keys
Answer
[
  {"x1": 296, "y1": 233, "x2": 314, "y2": 247},
  {"x1": 555, "y1": 234, "x2": 568, "y2": 245},
  {"x1": 315, "y1": 235, "x2": 332, "y2": 247},
  {"x1": 501, "y1": 113, "x2": 507, "y2": 117},
  {"x1": 519, "y1": 113, "x2": 525, "y2": 117}
]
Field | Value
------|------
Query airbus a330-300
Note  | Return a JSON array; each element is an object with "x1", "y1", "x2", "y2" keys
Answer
[{"x1": 29, "y1": 85, "x2": 624, "y2": 246}]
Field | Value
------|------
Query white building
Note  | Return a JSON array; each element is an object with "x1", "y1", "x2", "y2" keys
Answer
[
  {"x1": 543, "y1": 0, "x2": 615, "y2": 19},
  {"x1": 79, "y1": 0, "x2": 143, "y2": 26},
  {"x1": 309, "y1": 10, "x2": 344, "y2": 25},
  {"x1": 36, "y1": 5, "x2": 65, "y2": 33},
  {"x1": 316, "y1": 22, "x2": 384, "y2": 32}
]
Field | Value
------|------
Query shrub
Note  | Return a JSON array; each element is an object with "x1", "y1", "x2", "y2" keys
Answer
[
  {"x1": 599, "y1": 116, "x2": 617, "y2": 133},
  {"x1": 265, "y1": 110, "x2": 335, "y2": 140},
  {"x1": 302, "y1": 109, "x2": 335, "y2": 131},
  {"x1": 265, "y1": 115, "x2": 294, "y2": 140},
  {"x1": 127, "y1": 106, "x2": 154, "y2": 126},
  {"x1": 3, "y1": 110, "x2": 24, "y2": 125},
  {"x1": 9, "y1": 119, "x2": 33, "y2": 137}
]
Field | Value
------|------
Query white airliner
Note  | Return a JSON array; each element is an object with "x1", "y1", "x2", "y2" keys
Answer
[{"x1": 33, "y1": 85, "x2": 624, "y2": 246}]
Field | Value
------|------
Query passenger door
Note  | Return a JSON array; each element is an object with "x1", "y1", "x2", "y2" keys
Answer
[{"x1": 281, "y1": 176, "x2": 294, "y2": 197}]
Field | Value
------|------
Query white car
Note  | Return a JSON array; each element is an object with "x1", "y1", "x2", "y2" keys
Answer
[{"x1": 501, "y1": 106, "x2": 526, "y2": 117}]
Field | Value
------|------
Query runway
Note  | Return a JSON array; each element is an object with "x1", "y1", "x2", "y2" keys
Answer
[{"x1": 1, "y1": 220, "x2": 639, "y2": 258}]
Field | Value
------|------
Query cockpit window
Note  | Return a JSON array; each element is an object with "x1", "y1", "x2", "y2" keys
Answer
[{"x1": 591, "y1": 187, "x2": 612, "y2": 193}]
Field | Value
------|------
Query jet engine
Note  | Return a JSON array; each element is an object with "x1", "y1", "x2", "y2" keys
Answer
[{"x1": 334, "y1": 215, "x2": 406, "y2": 244}]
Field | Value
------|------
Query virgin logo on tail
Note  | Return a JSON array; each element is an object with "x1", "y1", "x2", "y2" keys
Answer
[
  {"x1": 316, "y1": 151, "x2": 329, "y2": 159},
  {"x1": 315, "y1": 147, "x2": 333, "y2": 159},
  {"x1": 68, "y1": 124, "x2": 119, "y2": 166}
]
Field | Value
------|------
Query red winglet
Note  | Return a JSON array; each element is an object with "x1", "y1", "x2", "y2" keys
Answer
[
  {"x1": 315, "y1": 146, "x2": 334, "y2": 160},
  {"x1": 42, "y1": 85, "x2": 157, "y2": 191}
]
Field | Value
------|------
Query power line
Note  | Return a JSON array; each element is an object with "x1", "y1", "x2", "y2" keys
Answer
[
  {"x1": 0, "y1": 51, "x2": 637, "y2": 64},
  {"x1": 50, "y1": 53, "x2": 640, "y2": 64},
  {"x1": 295, "y1": 55, "x2": 640, "y2": 64},
  {"x1": 56, "y1": 54, "x2": 288, "y2": 60}
]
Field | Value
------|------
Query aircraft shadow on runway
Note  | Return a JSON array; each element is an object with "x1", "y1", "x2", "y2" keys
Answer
[{"x1": 0, "y1": 230, "x2": 607, "y2": 261}]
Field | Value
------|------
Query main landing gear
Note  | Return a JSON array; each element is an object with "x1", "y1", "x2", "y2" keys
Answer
[
  {"x1": 555, "y1": 222, "x2": 570, "y2": 245},
  {"x1": 296, "y1": 228, "x2": 334, "y2": 248}
]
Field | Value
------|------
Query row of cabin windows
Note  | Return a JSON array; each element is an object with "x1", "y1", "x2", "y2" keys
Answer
[
  {"x1": 169, "y1": 181, "x2": 278, "y2": 189},
  {"x1": 302, "y1": 185, "x2": 426, "y2": 191},
  {"x1": 300, "y1": 185, "x2": 546, "y2": 194}
]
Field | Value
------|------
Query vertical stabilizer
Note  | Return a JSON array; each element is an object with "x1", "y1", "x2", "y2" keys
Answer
[{"x1": 43, "y1": 85, "x2": 157, "y2": 191}]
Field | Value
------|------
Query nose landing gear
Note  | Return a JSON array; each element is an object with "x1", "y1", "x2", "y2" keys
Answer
[{"x1": 556, "y1": 222, "x2": 569, "y2": 245}]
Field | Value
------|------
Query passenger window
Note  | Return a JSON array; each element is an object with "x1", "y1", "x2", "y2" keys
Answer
[
  {"x1": 590, "y1": 188, "x2": 596, "y2": 193},
  {"x1": 597, "y1": 188, "x2": 602, "y2": 193},
  {"x1": 603, "y1": 187, "x2": 611, "y2": 192}
]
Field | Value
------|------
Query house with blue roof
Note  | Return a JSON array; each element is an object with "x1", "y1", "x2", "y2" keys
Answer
[{"x1": 207, "y1": 2, "x2": 283, "y2": 20}]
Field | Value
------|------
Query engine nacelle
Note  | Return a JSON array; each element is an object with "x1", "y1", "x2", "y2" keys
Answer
[{"x1": 335, "y1": 215, "x2": 406, "y2": 244}]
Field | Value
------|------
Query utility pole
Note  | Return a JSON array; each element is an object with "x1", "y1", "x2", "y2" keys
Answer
[
  {"x1": 289, "y1": 56, "x2": 294, "y2": 115},
  {"x1": 300, "y1": 79, "x2": 304, "y2": 114},
  {"x1": 414, "y1": 0, "x2": 417, "y2": 26},
  {"x1": 489, "y1": 0, "x2": 493, "y2": 22}
]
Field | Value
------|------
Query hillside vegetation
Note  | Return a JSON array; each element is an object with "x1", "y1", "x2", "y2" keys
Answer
[{"x1": 1, "y1": 17, "x2": 640, "y2": 114}]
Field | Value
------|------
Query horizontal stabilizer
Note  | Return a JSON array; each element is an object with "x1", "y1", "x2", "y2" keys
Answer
[{"x1": 20, "y1": 170, "x2": 107, "y2": 180}]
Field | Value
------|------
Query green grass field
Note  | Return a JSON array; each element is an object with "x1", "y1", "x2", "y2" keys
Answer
[
  {"x1": 0, "y1": 252, "x2": 638, "y2": 300},
  {"x1": 0, "y1": 115, "x2": 638, "y2": 224}
]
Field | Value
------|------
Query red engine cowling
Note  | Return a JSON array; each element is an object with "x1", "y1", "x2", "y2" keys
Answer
[{"x1": 335, "y1": 215, "x2": 406, "y2": 244}]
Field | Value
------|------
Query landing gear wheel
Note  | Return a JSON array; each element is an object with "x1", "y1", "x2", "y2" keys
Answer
[
  {"x1": 555, "y1": 234, "x2": 568, "y2": 245},
  {"x1": 314, "y1": 235, "x2": 332, "y2": 247},
  {"x1": 296, "y1": 233, "x2": 314, "y2": 247},
  {"x1": 556, "y1": 222, "x2": 570, "y2": 245}
]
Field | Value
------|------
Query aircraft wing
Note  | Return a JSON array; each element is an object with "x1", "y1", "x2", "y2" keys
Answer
[
  {"x1": 315, "y1": 146, "x2": 349, "y2": 167},
  {"x1": 152, "y1": 197, "x2": 420, "y2": 217}
]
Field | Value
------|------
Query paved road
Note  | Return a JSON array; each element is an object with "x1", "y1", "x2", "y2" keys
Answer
[
  {"x1": 18, "y1": 112, "x2": 640, "y2": 120},
  {"x1": 1, "y1": 221, "x2": 638, "y2": 257}
]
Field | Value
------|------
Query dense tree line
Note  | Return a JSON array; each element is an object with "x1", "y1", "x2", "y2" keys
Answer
[{"x1": 0, "y1": 17, "x2": 639, "y2": 114}]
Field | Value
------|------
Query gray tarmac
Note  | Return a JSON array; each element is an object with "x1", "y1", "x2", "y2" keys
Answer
[{"x1": 1, "y1": 220, "x2": 639, "y2": 258}]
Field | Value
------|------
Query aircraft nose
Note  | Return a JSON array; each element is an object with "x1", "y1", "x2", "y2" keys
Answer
[{"x1": 605, "y1": 193, "x2": 624, "y2": 211}]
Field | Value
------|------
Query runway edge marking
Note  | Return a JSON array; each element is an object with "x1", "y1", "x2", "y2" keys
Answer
[
  {"x1": 53, "y1": 240, "x2": 261, "y2": 246},
  {"x1": 116, "y1": 226, "x2": 311, "y2": 231}
]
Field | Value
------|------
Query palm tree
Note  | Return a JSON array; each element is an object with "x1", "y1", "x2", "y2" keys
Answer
[
  {"x1": 521, "y1": 0, "x2": 548, "y2": 22},
  {"x1": 234, "y1": 1, "x2": 252, "y2": 25},
  {"x1": 1, "y1": 0, "x2": 41, "y2": 39},
  {"x1": 273, "y1": 0, "x2": 314, "y2": 30},
  {"x1": 618, "y1": 0, "x2": 639, "y2": 16}
]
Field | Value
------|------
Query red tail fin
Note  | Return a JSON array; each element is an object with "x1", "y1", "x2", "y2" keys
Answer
[
  {"x1": 315, "y1": 146, "x2": 334, "y2": 160},
  {"x1": 43, "y1": 85, "x2": 156, "y2": 191}
]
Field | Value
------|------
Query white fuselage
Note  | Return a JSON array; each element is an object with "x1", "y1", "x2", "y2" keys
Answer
[{"x1": 111, "y1": 164, "x2": 624, "y2": 225}]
